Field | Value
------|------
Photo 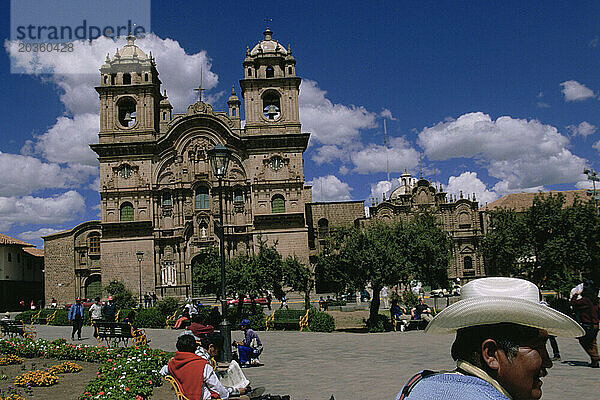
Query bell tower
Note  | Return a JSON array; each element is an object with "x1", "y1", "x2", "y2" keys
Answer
[
  {"x1": 240, "y1": 28, "x2": 300, "y2": 135},
  {"x1": 96, "y1": 34, "x2": 162, "y2": 144}
]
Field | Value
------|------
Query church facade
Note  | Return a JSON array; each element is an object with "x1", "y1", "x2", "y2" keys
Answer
[{"x1": 44, "y1": 29, "x2": 313, "y2": 304}]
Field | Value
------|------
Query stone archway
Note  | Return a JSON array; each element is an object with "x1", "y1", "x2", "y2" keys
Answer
[{"x1": 85, "y1": 274, "x2": 102, "y2": 300}]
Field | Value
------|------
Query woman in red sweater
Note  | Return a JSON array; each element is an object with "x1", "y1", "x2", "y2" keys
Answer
[{"x1": 571, "y1": 280, "x2": 599, "y2": 368}]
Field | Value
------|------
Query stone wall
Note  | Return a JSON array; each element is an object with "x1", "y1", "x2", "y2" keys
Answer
[{"x1": 44, "y1": 233, "x2": 75, "y2": 306}]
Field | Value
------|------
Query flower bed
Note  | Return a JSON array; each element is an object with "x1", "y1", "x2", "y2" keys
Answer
[
  {"x1": 0, "y1": 355, "x2": 23, "y2": 366},
  {"x1": 14, "y1": 370, "x2": 58, "y2": 387},
  {"x1": 0, "y1": 337, "x2": 172, "y2": 399}
]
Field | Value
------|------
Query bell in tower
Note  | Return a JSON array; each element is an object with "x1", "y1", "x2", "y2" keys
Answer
[{"x1": 240, "y1": 28, "x2": 300, "y2": 135}]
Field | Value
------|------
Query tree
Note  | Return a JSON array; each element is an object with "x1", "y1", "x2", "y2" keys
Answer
[
  {"x1": 482, "y1": 193, "x2": 600, "y2": 294},
  {"x1": 191, "y1": 247, "x2": 221, "y2": 297},
  {"x1": 104, "y1": 280, "x2": 137, "y2": 309},
  {"x1": 282, "y1": 255, "x2": 312, "y2": 310},
  {"x1": 316, "y1": 214, "x2": 451, "y2": 324}
]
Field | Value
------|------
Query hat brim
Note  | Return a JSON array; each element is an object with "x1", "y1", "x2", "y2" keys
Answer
[{"x1": 425, "y1": 297, "x2": 584, "y2": 338}]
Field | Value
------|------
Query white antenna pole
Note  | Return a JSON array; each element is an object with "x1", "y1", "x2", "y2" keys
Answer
[{"x1": 384, "y1": 119, "x2": 390, "y2": 183}]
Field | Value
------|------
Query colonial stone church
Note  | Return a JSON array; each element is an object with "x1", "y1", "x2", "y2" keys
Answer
[
  {"x1": 44, "y1": 29, "x2": 485, "y2": 305},
  {"x1": 44, "y1": 29, "x2": 313, "y2": 303}
]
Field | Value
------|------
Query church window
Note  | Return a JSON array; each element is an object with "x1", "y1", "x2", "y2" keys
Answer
[
  {"x1": 111, "y1": 74, "x2": 116, "y2": 85},
  {"x1": 120, "y1": 202, "x2": 134, "y2": 221},
  {"x1": 288, "y1": 66, "x2": 292, "y2": 75},
  {"x1": 195, "y1": 187, "x2": 210, "y2": 209},
  {"x1": 262, "y1": 90, "x2": 281, "y2": 120},
  {"x1": 161, "y1": 262, "x2": 176, "y2": 286},
  {"x1": 144, "y1": 73, "x2": 148, "y2": 82},
  {"x1": 103, "y1": 75, "x2": 108, "y2": 84},
  {"x1": 464, "y1": 256, "x2": 473, "y2": 270},
  {"x1": 318, "y1": 218, "x2": 329, "y2": 238},
  {"x1": 248, "y1": 68, "x2": 252, "y2": 77},
  {"x1": 162, "y1": 192, "x2": 172, "y2": 206},
  {"x1": 232, "y1": 109, "x2": 236, "y2": 116},
  {"x1": 163, "y1": 112, "x2": 167, "y2": 120},
  {"x1": 271, "y1": 194, "x2": 285, "y2": 213},
  {"x1": 117, "y1": 97, "x2": 136, "y2": 127},
  {"x1": 88, "y1": 234, "x2": 100, "y2": 254},
  {"x1": 266, "y1": 66, "x2": 274, "y2": 78},
  {"x1": 234, "y1": 188, "x2": 244, "y2": 203},
  {"x1": 123, "y1": 73, "x2": 131, "y2": 85},
  {"x1": 118, "y1": 164, "x2": 132, "y2": 179}
]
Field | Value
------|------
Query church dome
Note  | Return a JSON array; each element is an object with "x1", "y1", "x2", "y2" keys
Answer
[
  {"x1": 117, "y1": 34, "x2": 149, "y2": 60},
  {"x1": 249, "y1": 28, "x2": 287, "y2": 56}
]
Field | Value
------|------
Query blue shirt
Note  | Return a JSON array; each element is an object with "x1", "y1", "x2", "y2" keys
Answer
[
  {"x1": 396, "y1": 373, "x2": 511, "y2": 400},
  {"x1": 68, "y1": 303, "x2": 84, "y2": 320},
  {"x1": 243, "y1": 328, "x2": 261, "y2": 347}
]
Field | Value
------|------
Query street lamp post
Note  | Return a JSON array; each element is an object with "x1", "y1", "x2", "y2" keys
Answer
[
  {"x1": 136, "y1": 251, "x2": 144, "y2": 308},
  {"x1": 584, "y1": 168, "x2": 600, "y2": 215},
  {"x1": 208, "y1": 143, "x2": 233, "y2": 362}
]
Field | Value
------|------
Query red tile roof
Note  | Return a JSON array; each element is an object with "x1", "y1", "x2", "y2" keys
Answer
[
  {"x1": 0, "y1": 232, "x2": 34, "y2": 247},
  {"x1": 23, "y1": 247, "x2": 44, "y2": 257},
  {"x1": 482, "y1": 190, "x2": 589, "y2": 212}
]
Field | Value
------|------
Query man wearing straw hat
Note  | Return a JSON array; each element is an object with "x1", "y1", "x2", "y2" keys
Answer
[{"x1": 395, "y1": 277, "x2": 584, "y2": 400}]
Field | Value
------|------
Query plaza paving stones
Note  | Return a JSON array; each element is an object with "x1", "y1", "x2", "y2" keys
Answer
[{"x1": 33, "y1": 325, "x2": 598, "y2": 399}]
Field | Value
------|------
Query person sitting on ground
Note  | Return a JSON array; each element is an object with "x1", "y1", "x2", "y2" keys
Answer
[
  {"x1": 411, "y1": 297, "x2": 433, "y2": 323},
  {"x1": 395, "y1": 277, "x2": 584, "y2": 400},
  {"x1": 102, "y1": 296, "x2": 116, "y2": 322},
  {"x1": 390, "y1": 299, "x2": 410, "y2": 331},
  {"x1": 174, "y1": 309, "x2": 191, "y2": 329},
  {"x1": 234, "y1": 319, "x2": 263, "y2": 366},
  {"x1": 160, "y1": 334, "x2": 249, "y2": 400}
]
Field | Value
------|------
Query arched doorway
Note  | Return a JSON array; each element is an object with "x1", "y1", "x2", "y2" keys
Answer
[{"x1": 85, "y1": 274, "x2": 102, "y2": 300}]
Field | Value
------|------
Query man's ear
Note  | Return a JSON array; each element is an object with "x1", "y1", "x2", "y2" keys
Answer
[{"x1": 481, "y1": 339, "x2": 501, "y2": 371}]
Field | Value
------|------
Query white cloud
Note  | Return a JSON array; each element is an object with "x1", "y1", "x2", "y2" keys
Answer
[
  {"x1": 299, "y1": 79, "x2": 377, "y2": 146},
  {"x1": 445, "y1": 172, "x2": 499, "y2": 205},
  {"x1": 380, "y1": 108, "x2": 397, "y2": 120},
  {"x1": 308, "y1": 175, "x2": 352, "y2": 202},
  {"x1": 89, "y1": 176, "x2": 100, "y2": 191},
  {"x1": 0, "y1": 152, "x2": 87, "y2": 196},
  {"x1": 5, "y1": 34, "x2": 218, "y2": 114},
  {"x1": 0, "y1": 191, "x2": 85, "y2": 231},
  {"x1": 350, "y1": 137, "x2": 419, "y2": 174},
  {"x1": 575, "y1": 180, "x2": 594, "y2": 189},
  {"x1": 369, "y1": 179, "x2": 400, "y2": 202},
  {"x1": 25, "y1": 113, "x2": 99, "y2": 166},
  {"x1": 311, "y1": 145, "x2": 346, "y2": 165},
  {"x1": 417, "y1": 112, "x2": 587, "y2": 193},
  {"x1": 567, "y1": 121, "x2": 597, "y2": 137},
  {"x1": 18, "y1": 228, "x2": 62, "y2": 242},
  {"x1": 560, "y1": 80, "x2": 595, "y2": 102},
  {"x1": 593, "y1": 140, "x2": 600, "y2": 152}
]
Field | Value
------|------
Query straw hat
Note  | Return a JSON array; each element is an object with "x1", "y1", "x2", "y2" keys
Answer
[{"x1": 425, "y1": 277, "x2": 584, "y2": 338}]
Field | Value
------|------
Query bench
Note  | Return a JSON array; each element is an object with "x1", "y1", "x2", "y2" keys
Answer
[
  {"x1": 0, "y1": 320, "x2": 37, "y2": 339},
  {"x1": 265, "y1": 311, "x2": 307, "y2": 331},
  {"x1": 33, "y1": 310, "x2": 58, "y2": 325},
  {"x1": 93, "y1": 321, "x2": 148, "y2": 347}
]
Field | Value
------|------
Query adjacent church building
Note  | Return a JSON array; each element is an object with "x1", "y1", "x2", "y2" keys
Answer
[{"x1": 44, "y1": 29, "x2": 485, "y2": 305}]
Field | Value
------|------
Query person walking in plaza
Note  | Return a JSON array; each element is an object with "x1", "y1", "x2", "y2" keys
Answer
[
  {"x1": 152, "y1": 292, "x2": 158, "y2": 307},
  {"x1": 381, "y1": 286, "x2": 389, "y2": 309},
  {"x1": 570, "y1": 279, "x2": 599, "y2": 368},
  {"x1": 266, "y1": 290, "x2": 273, "y2": 310},
  {"x1": 102, "y1": 296, "x2": 117, "y2": 322},
  {"x1": 279, "y1": 294, "x2": 288, "y2": 310},
  {"x1": 68, "y1": 298, "x2": 85, "y2": 340},
  {"x1": 89, "y1": 297, "x2": 103, "y2": 337},
  {"x1": 396, "y1": 277, "x2": 584, "y2": 400},
  {"x1": 540, "y1": 299, "x2": 561, "y2": 360}
]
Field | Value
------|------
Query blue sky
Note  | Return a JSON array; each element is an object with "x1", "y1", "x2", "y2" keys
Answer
[{"x1": 2, "y1": 1, "x2": 600, "y2": 247}]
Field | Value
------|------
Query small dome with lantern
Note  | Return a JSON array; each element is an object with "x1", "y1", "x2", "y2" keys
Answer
[{"x1": 250, "y1": 28, "x2": 288, "y2": 56}]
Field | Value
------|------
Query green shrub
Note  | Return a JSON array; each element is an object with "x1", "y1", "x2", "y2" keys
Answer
[
  {"x1": 135, "y1": 307, "x2": 165, "y2": 328},
  {"x1": 49, "y1": 309, "x2": 69, "y2": 326},
  {"x1": 326, "y1": 299, "x2": 346, "y2": 307},
  {"x1": 156, "y1": 297, "x2": 180, "y2": 317},
  {"x1": 14, "y1": 310, "x2": 37, "y2": 324},
  {"x1": 273, "y1": 309, "x2": 305, "y2": 320},
  {"x1": 248, "y1": 312, "x2": 266, "y2": 331},
  {"x1": 117, "y1": 308, "x2": 134, "y2": 322},
  {"x1": 366, "y1": 313, "x2": 392, "y2": 333},
  {"x1": 308, "y1": 310, "x2": 335, "y2": 332}
]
